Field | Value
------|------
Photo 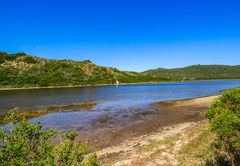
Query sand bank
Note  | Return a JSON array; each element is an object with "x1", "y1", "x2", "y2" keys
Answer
[{"x1": 88, "y1": 95, "x2": 220, "y2": 163}]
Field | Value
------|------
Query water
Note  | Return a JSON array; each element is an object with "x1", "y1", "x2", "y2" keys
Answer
[{"x1": 1, "y1": 80, "x2": 240, "y2": 133}]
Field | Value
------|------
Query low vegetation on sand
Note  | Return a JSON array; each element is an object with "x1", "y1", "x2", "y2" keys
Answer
[{"x1": 0, "y1": 108, "x2": 99, "y2": 165}]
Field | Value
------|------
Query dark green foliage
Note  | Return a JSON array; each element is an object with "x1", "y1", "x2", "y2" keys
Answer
[
  {"x1": 83, "y1": 59, "x2": 92, "y2": 64},
  {"x1": 204, "y1": 87, "x2": 240, "y2": 164},
  {"x1": 0, "y1": 65, "x2": 169, "y2": 87},
  {"x1": 0, "y1": 51, "x2": 171, "y2": 88},
  {"x1": 88, "y1": 67, "x2": 116, "y2": 85},
  {"x1": 143, "y1": 65, "x2": 240, "y2": 80},
  {"x1": 113, "y1": 68, "x2": 120, "y2": 73},
  {"x1": 0, "y1": 108, "x2": 99, "y2": 165},
  {"x1": 22, "y1": 56, "x2": 37, "y2": 64},
  {"x1": 116, "y1": 73, "x2": 170, "y2": 84},
  {"x1": 0, "y1": 61, "x2": 88, "y2": 87},
  {"x1": 0, "y1": 51, "x2": 26, "y2": 62},
  {"x1": 0, "y1": 59, "x2": 5, "y2": 64}
]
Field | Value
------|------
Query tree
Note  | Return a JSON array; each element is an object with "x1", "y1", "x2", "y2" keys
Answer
[{"x1": 22, "y1": 56, "x2": 37, "y2": 64}]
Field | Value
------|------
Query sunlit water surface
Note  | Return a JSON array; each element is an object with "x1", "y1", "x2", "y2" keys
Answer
[{"x1": 1, "y1": 80, "x2": 240, "y2": 133}]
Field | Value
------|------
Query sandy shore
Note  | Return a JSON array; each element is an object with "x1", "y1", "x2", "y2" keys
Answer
[
  {"x1": 87, "y1": 95, "x2": 220, "y2": 162},
  {"x1": 0, "y1": 92, "x2": 221, "y2": 164}
]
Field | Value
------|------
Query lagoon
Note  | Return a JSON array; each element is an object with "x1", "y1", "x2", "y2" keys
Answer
[{"x1": 1, "y1": 80, "x2": 240, "y2": 133}]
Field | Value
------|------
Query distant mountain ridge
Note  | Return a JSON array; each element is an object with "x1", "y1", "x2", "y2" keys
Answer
[
  {"x1": 0, "y1": 51, "x2": 169, "y2": 88},
  {"x1": 1, "y1": 51, "x2": 239, "y2": 88},
  {"x1": 142, "y1": 65, "x2": 240, "y2": 81}
]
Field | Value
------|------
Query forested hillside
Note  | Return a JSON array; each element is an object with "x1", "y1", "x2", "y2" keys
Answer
[
  {"x1": 143, "y1": 65, "x2": 240, "y2": 81},
  {"x1": 0, "y1": 51, "x2": 170, "y2": 88}
]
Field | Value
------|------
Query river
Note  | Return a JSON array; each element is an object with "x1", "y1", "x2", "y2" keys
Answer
[{"x1": 1, "y1": 80, "x2": 240, "y2": 133}]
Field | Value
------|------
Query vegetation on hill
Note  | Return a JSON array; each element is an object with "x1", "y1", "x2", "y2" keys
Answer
[
  {"x1": 143, "y1": 65, "x2": 240, "y2": 81},
  {"x1": 0, "y1": 51, "x2": 170, "y2": 88},
  {"x1": 2, "y1": 51, "x2": 239, "y2": 88}
]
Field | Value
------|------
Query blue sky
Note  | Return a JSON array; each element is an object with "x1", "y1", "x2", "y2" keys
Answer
[{"x1": 1, "y1": 0, "x2": 240, "y2": 72}]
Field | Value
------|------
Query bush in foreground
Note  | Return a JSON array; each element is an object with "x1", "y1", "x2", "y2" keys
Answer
[
  {"x1": 204, "y1": 87, "x2": 240, "y2": 165},
  {"x1": 0, "y1": 108, "x2": 98, "y2": 165}
]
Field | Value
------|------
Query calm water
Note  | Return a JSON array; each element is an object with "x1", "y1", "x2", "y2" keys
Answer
[{"x1": 1, "y1": 80, "x2": 240, "y2": 132}]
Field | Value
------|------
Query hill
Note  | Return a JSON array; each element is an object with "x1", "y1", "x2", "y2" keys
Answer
[
  {"x1": 143, "y1": 64, "x2": 240, "y2": 81},
  {"x1": 0, "y1": 51, "x2": 170, "y2": 88}
]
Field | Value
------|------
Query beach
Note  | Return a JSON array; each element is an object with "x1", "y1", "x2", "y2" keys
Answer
[{"x1": 87, "y1": 95, "x2": 220, "y2": 164}]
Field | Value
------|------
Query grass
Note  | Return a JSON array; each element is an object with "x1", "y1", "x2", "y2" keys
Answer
[
  {"x1": 141, "y1": 120, "x2": 218, "y2": 165},
  {"x1": 116, "y1": 120, "x2": 219, "y2": 165},
  {"x1": 99, "y1": 120, "x2": 222, "y2": 165},
  {"x1": 177, "y1": 120, "x2": 218, "y2": 165},
  {"x1": 139, "y1": 136, "x2": 178, "y2": 154}
]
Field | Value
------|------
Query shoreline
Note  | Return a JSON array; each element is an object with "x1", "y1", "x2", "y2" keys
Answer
[
  {"x1": 85, "y1": 95, "x2": 220, "y2": 158},
  {"x1": 0, "y1": 82, "x2": 163, "y2": 91},
  {"x1": 0, "y1": 93, "x2": 221, "y2": 164},
  {"x1": 0, "y1": 79, "x2": 240, "y2": 91},
  {"x1": 93, "y1": 95, "x2": 220, "y2": 165}
]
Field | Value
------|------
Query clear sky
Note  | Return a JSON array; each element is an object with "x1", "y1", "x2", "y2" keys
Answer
[{"x1": 1, "y1": 0, "x2": 240, "y2": 72}]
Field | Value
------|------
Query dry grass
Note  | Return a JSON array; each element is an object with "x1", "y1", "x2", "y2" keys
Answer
[
  {"x1": 177, "y1": 120, "x2": 217, "y2": 165},
  {"x1": 99, "y1": 120, "x2": 219, "y2": 166}
]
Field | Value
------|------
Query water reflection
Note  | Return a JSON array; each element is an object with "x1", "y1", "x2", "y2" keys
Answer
[{"x1": 1, "y1": 80, "x2": 240, "y2": 134}]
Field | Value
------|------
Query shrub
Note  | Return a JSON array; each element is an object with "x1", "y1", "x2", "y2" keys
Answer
[
  {"x1": 0, "y1": 51, "x2": 26, "y2": 64},
  {"x1": 3, "y1": 52, "x2": 26, "y2": 61},
  {"x1": 113, "y1": 68, "x2": 120, "y2": 73},
  {"x1": 0, "y1": 58, "x2": 5, "y2": 64},
  {"x1": 0, "y1": 108, "x2": 99, "y2": 165},
  {"x1": 83, "y1": 60, "x2": 92, "y2": 64},
  {"x1": 22, "y1": 56, "x2": 37, "y2": 64},
  {"x1": 15, "y1": 52, "x2": 26, "y2": 57},
  {"x1": 204, "y1": 87, "x2": 240, "y2": 164}
]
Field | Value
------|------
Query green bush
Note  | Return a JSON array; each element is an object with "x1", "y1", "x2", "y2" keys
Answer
[
  {"x1": 83, "y1": 60, "x2": 92, "y2": 64},
  {"x1": 22, "y1": 56, "x2": 37, "y2": 64},
  {"x1": 3, "y1": 52, "x2": 26, "y2": 61},
  {"x1": 0, "y1": 58, "x2": 5, "y2": 64},
  {"x1": 0, "y1": 108, "x2": 99, "y2": 165},
  {"x1": 204, "y1": 87, "x2": 240, "y2": 164},
  {"x1": 0, "y1": 51, "x2": 26, "y2": 64},
  {"x1": 113, "y1": 68, "x2": 120, "y2": 73}
]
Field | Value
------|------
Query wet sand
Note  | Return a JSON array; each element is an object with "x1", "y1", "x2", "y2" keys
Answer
[
  {"x1": 85, "y1": 95, "x2": 220, "y2": 158},
  {"x1": 0, "y1": 94, "x2": 221, "y2": 161}
]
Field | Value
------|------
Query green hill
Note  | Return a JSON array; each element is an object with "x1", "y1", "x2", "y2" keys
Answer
[
  {"x1": 0, "y1": 51, "x2": 169, "y2": 88},
  {"x1": 143, "y1": 65, "x2": 240, "y2": 81}
]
